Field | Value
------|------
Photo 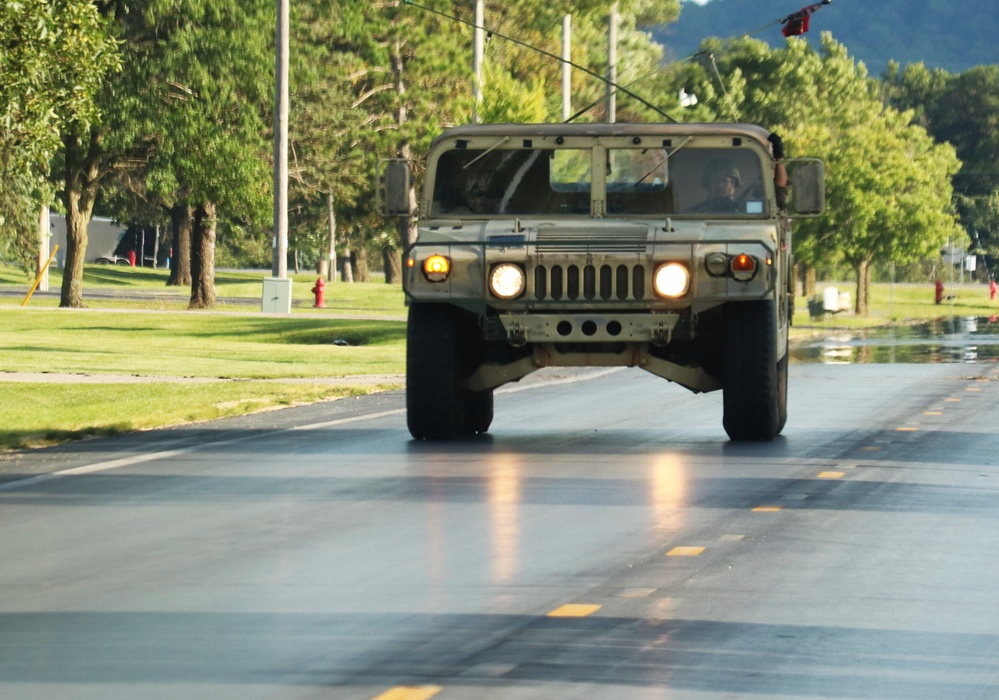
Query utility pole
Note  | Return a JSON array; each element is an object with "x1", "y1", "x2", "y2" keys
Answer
[
  {"x1": 263, "y1": 0, "x2": 293, "y2": 313},
  {"x1": 273, "y1": 0, "x2": 289, "y2": 279},
  {"x1": 607, "y1": 4, "x2": 618, "y2": 123},
  {"x1": 472, "y1": 0, "x2": 485, "y2": 123},
  {"x1": 37, "y1": 206, "x2": 50, "y2": 292},
  {"x1": 562, "y1": 14, "x2": 572, "y2": 121}
]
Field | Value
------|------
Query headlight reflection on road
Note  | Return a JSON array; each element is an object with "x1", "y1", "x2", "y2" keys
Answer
[
  {"x1": 489, "y1": 454, "x2": 522, "y2": 584},
  {"x1": 650, "y1": 454, "x2": 688, "y2": 535}
]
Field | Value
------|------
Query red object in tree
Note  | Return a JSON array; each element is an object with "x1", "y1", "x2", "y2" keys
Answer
[
  {"x1": 781, "y1": 1, "x2": 831, "y2": 37},
  {"x1": 782, "y1": 14, "x2": 810, "y2": 37}
]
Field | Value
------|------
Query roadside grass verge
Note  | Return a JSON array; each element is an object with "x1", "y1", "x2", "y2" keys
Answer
[
  {"x1": 2, "y1": 265, "x2": 407, "y2": 315},
  {"x1": 1, "y1": 264, "x2": 407, "y2": 450},
  {"x1": 792, "y1": 282, "x2": 999, "y2": 329},
  {"x1": 1, "y1": 381, "x2": 388, "y2": 450}
]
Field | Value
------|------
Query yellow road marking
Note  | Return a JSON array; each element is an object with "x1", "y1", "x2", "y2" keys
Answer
[
  {"x1": 818, "y1": 471, "x2": 845, "y2": 479},
  {"x1": 924, "y1": 411, "x2": 943, "y2": 416},
  {"x1": 945, "y1": 398, "x2": 962, "y2": 402},
  {"x1": 547, "y1": 604, "x2": 601, "y2": 617},
  {"x1": 966, "y1": 387, "x2": 983, "y2": 392},
  {"x1": 371, "y1": 686, "x2": 442, "y2": 700},
  {"x1": 667, "y1": 546, "x2": 705, "y2": 556},
  {"x1": 896, "y1": 427, "x2": 919, "y2": 432},
  {"x1": 719, "y1": 534, "x2": 745, "y2": 542},
  {"x1": 616, "y1": 588, "x2": 657, "y2": 598},
  {"x1": 752, "y1": 506, "x2": 782, "y2": 512}
]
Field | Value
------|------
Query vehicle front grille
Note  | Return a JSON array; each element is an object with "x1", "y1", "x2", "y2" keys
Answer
[
  {"x1": 535, "y1": 226, "x2": 649, "y2": 254},
  {"x1": 533, "y1": 263, "x2": 646, "y2": 302}
]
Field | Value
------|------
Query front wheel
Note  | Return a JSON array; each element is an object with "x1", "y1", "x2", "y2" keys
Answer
[
  {"x1": 722, "y1": 300, "x2": 785, "y2": 441},
  {"x1": 406, "y1": 304, "x2": 465, "y2": 440}
]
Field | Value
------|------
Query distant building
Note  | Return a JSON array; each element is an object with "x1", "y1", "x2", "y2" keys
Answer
[{"x1": 48, "y1": 214, "x2": 127, "y2": 267}]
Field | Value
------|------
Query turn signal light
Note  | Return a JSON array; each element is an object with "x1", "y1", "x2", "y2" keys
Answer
[
  {"x1": 422, "y1": 254, "x2": 451, "y2": 282},
  {"x1": 730, "y1": 253, "x2": 757, "y2": 281}
]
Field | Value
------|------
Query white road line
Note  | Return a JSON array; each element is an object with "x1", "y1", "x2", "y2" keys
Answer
[{"x1": 0, "y1": 369, "x2": 617, "y2": 492}]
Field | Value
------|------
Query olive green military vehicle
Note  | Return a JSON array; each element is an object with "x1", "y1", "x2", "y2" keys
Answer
[{"x1": 382, "y1": 123, "x2": 824, "y2": 441}]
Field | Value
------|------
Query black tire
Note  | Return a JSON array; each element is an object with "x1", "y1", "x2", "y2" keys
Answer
[
  {"x1": 406, "y1": 304, "x2": 465, "y2": 440},
  {"x1": 776, "y1": 338, "x2": 789, "y2": 434},
  {"x1": 722, "y1": 300, "x2": 784, "y2": 441},
  {"x1": 463, "y1": 389, "x2": 494, "y2": 435}
]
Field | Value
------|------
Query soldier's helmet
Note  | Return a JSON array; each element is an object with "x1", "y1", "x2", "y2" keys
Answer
[{"x1": 702, "y1": 158, "x2": 742, "y2": 188}]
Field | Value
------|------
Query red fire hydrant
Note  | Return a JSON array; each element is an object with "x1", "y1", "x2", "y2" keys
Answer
[
  {"x1": 991, "y1": 278, "x2": 997, "y2": 301},
  {"x1": 311, "y1": 277, "x2": 326, "y2": 308},
  {"x1": 127, "y1": 249, "x2": 137, "y2": 267},
  {"x1": 935, "y1": 279, "x2": 944, "y2": 305}
]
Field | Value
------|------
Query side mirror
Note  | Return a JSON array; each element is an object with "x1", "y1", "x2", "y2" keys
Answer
[
  {"x1": 378, "y1": 159, "x2": 413, "y2": 217},
  {"x1": 788, "y1": 159, "x2": 825, "y2": 217}
]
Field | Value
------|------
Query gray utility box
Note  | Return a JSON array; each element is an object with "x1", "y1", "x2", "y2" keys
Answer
[{"x1": 261, "y1": 277, "x2": 293, "y2": 314}]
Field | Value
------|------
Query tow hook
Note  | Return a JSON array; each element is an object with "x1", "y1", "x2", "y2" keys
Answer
[
  {"x1": 651, "y1": 318, "x2": 672, "y2": 347},
  {"x1": 507, "y1": 320, "x2": 527, "y2": 347}
]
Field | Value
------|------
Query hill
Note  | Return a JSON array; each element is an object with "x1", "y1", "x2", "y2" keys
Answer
[{"x1": 652, "y1": 0, "x2": 999, "y2": 75}]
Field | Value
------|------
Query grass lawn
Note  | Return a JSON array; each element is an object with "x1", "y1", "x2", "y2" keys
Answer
[
  {"x1": 2, "y1": 263, "x2": 998, "y2": 450},
  {"x1": 1, "y1": 264, "x2": 406, "y2": 449}
]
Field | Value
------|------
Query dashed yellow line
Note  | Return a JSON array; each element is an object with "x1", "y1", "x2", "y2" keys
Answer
[
  {"x1": 616, "y1": 588, "x2": 657, "y2": 598},
  {"x1": 371, "y1": 686, "x2": 442, "y2": 700},
  {"x1": 896, "y1": 427, "x2": 919, "y2": 432},
  {"x1": 752, "y1": 506, "x2": 782, "y2": 512},
  {"x1": 666, "y1": 546, "x2": 705, "y2": 557},
  {"x1": 966, "y1": 387, "x2": 983, "y2": 392},
  {"x1": 924, "y1": 411, "x2": 943, "y2": 416},
  {"x1": 818, "y1": 471, "x2": 845, "y2": 479},
  {"x1": 945, "y1": 398, "x2": 962, "y2": 403},
  {"x1": 547, "y1": 604, "x2": 601, "y2": 617}
]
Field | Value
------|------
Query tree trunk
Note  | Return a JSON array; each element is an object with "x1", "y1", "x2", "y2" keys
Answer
[
  {"x1": 59, "y1": 129, "x2": 104, "y2": 308},
  {"x1": 167, "y1": 204, "x2": 193, "y2": 287},
  {"x1": 382, "y1": 246, "x2": 403, "y2": 284},
  {"x1": 327, "y1": 193, "x2": 337, "y2": 283},
  {"x1": 854, "y1": 256, "x2": 873, "y2": 316},
  {"x1": 799, "y1": 263, "x2": 817, "y2": 298},
  {"x1": 351, "y1": 248, "x2": 370, "y2": 282},
  {"x1": 189, "y1": 202, "x2": 217, "y2": 309},
  {"x1": 391, "y1": 38, "x2": 418, "y2": 250}
]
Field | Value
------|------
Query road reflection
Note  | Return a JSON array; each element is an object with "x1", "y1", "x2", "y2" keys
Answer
[
  {"x1": 791, "y1": 315, "x2": 999, "y2": 364},
  {"x1": 488, "y1": 453, "x2": 522, "y2": 584}
]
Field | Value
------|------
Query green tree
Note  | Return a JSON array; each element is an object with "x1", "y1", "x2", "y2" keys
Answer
[
  {"x1": 0, "y1": 0, "x2": 119, "y2": 270},
  {"x1": 666, "y1": 34, "x2": 962, "y2": 314},
  {"x1": 885, "y1": 63, "x2": 999, "y2": 274}
]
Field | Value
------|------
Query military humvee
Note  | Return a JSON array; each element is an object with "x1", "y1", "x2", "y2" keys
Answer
[{"x1": 382, "y1": 123, "x2": 824, "y2": 441}]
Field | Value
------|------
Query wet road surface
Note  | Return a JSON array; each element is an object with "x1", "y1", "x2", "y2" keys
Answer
[{"x1": 3, "y1": 363, "x2": 999, "y2": 698}]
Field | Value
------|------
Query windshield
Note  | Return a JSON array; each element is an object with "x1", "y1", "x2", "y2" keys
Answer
[
  {"x1": 430, "y1": 145, "x2": 766, "y2": 217},
  {"x1": 432, "y1": 148, "x2": 590, "y2": 216}
]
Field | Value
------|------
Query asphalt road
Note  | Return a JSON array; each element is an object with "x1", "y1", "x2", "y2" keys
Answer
[{"x1": 2, "y1": 363, "x2": 999, "y2": 699}]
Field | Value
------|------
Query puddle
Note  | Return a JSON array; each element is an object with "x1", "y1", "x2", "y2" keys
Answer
[{"x1": 791, "y1": 316, "x2": 999, "y2": 364}]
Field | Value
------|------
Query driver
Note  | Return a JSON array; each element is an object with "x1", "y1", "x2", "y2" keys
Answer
[{"x1": 690, "y1": 158, "x2": 742, "y2": 213}]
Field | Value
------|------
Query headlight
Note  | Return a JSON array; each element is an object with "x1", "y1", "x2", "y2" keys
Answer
[
  {"x1": 653, "y1": 262, "x2": 690, "y2": 298},
  {"x1": 489, "y1": 263, "x2": 526, "y2": 299},
  {"x1": 422, "y1": 254, "x2": 451, "y2": 282}
]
